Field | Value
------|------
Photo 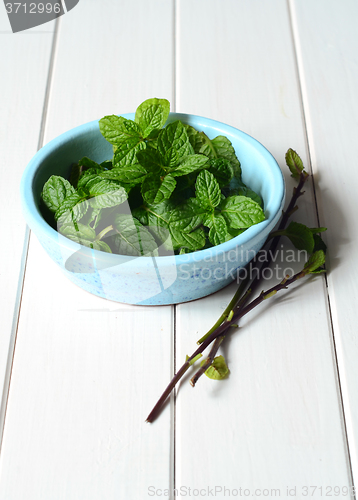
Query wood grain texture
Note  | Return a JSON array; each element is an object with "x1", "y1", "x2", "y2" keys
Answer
[
  {"x1": 175, "y1": 0, "x2": 352, "y2": 492},
  {"x1": 0, "y1": 1, "x2": 175, "y2": 498},
  {"x1": 290, "y1": 0, "x2": 358, "y2": 484},
  {"x1": 0, "y1": 10, "x2": 55, "y2": 432}
]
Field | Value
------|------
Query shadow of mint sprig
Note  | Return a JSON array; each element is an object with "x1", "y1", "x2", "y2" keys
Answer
[
  {"x1": 40, "y1": 98, "x2": 266, "y2": 256},
  {"x1": 146, "y1": 149, "x2": 328, "y2": 423}
]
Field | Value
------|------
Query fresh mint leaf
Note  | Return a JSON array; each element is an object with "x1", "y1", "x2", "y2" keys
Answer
[
  {"x1": 99, "y1": 116, "x2": 142, "y2": 145},
  {"x1": 212, "y1": 136, "x2": 241, "y2": 176},
  {"x1": 78, "y1": 156, "x2": 103, "y2": 171},
  {"x1": 201, "y1": 355, "x2": 229, "y2": 380},
  {"x1": 164, "y1": 147, "x2": 179, "y2": 169},
  {"x1": 112, "y1": 214, "x2": 158, "y2": 257},
  {"x1": 69, "y1": 164, "x2": 82, "y2": 189},
  {"x1": 137, "y1": 148, "x2": 166, "y2": 174},
  {"x1": 113, "y1": 137, "x2": 146, "y2": 168},
  {"x1": 141, "y1": 173, "x2": 177, "y2": 205},
  {"x1": 195, "y1": 170, "x2": 221, "y2": 209},
  {"x1": 134, "y1": 97, "x2": 170, "y2": 138},
  {"x1": 313, "y1": 234, "x2": 327, "y2": 254},
  {"x1": 228, "y1": 227, "x2": 245, "y2": 238},
  {"x1": 309, "y1": 227, "x2": 327, "y2": 234},
  {"x1": 208, "y1": 158, "x2": 234, "y2": 187},
  {"x1": 84, "y1": 177, "x2": 128, "y2": 209},
  {"x1": 204, "y1": 213, "x2": 231, "y2": 246},
  {"x1": 169, "y1": 198, "x2": 205, "y2": 232},
  {"x1": 169, "y1": 226, "x2": 206, "y2": 252},
  {"x1": 157, "y1": 120, "x2": 194, "y2": 160},
  {"x1": 199, "y1": 134, "x2": 241, "y2": 176},
  {"x1": 277, "y1": 221, "x2": 315, "y2": 253},
  {"x1": 59, "y1": 221, "x2": 113, "y2": 253},
  {"x1": 59, "y1": 222, "x2": 96, "y2": 243},
  {"x1": 41, "y1": 175, "x2": 75, "y2": 213},
  {"x1": 170, "y1": 154, "x2": 209, "y2": 177},
  {"x1": 303, "y1": 250, "x2": 326, "y2": 274},
  {"x1": 100, "y1": 164, "x2": 147, "y2": 184},
  {"x1": 221, "y1": 195, "x2": 265, "y2": 229},
  {"x1": 183, "y1": 124, "x2": 206, "y2": 153},
  {"x1": 285, "y1": 148, "x2": 305, "y2": 178},
  {"x1": 133, "y1": 200, "x2": 174, "y2": 228},
  {"x1": 93, "y1": 240, "x2": 112, "y2": 253},
  {"x1": 55, "y1": 192, "x2": 89, "y2": 225},
  {"x1": 100, "y1": 160, "x2": 113, "y2": 169}
]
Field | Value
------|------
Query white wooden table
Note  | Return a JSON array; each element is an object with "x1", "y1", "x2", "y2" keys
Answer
[{"x1": 1, "y1": 1, "x2": 357, "y2": 498}]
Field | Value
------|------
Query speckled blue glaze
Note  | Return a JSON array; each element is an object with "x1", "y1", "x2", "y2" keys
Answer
[{"x1": 20, "y1": 113, "x2": 285, "y2": 305}]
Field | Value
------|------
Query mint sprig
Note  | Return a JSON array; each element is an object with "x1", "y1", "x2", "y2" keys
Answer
[
  {"x1": 41, "y1": 97, "x2": 266, "y2": 256},
  {"x1": 146, "y1": 150, "x2": 328, "y2": 423}
]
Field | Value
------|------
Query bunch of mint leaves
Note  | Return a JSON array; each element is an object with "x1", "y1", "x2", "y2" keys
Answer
[{"x1": 41, "y1": 98, "x2": 265, "y2": 255}]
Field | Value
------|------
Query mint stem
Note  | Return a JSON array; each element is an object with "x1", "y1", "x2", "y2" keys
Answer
[
  {"x1": 146, "y1": 268, "x2": 308, "y2": 423},
  {"x1": 190, "y1": 335, "x2": 225, "y2": 387}
]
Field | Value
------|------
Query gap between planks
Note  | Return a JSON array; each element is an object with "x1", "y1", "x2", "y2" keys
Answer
[
  {"x1": 287, "y1": 0, "x2": 356, "y2": 492},
  {"x1": 0, "y1": 16, "x2": 61, "y2": 455}
]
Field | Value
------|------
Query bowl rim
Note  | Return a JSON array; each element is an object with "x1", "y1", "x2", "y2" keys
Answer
[{"x1": 20, "y1": 112, "x2": 286, "y2": 264}]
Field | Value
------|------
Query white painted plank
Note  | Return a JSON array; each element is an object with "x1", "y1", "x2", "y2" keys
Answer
[
  {"x1": 0, "y1": 1, "x2": 175, "y2": 498},
  {"x1": 290, "y1": 0, "x2": 358, "y2": 484},
  {"x1": 0, "y1": 10, "x2": 55, "y2": 427},
  {"x1": 175, "y1": 0, "x2": 352, "y2": 493}
]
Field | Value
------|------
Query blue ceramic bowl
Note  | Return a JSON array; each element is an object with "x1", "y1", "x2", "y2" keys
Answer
[{"x1": 20, "y1": 113, "x2": 285, "y2": 305}]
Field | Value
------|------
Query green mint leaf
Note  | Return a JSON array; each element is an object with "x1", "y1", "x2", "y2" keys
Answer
[
  {"x1": 137, "y1": 148, "x2": 166, "y2": 174},
  {"x1": 200, "y1": 134, "x2": 241, "y2": 176},
  {"x1": 133, "y1": 200, "x2": 174, "y2": 228},
  {"x1": 92, "y1": 240, "x2": 112, "y2": 253},
  {"x1": 228, "y1": 226, "x2": 245, "y2": 238},
  {"x1": 285, "y1": 148, "x2": 305, "y2": 178},
  {"x1": 134, "y1": 97, "x2": 170, "y2": 138},
  {"x1": 100, "y1": 160, "x2": 113, "y2": 169},
  {"x1": 204, "y1": 213, "x2": 231, "y2": 246},
  {"x1": 41, "y1": 175, "x2": 75, "y2": 213},
  {"x1": 78, "y1": 156, "x2": 103, "y2": 171},
  {"x1": 309, "y1": 227, "x2": 327, "y2": 234},
  {"x1": 141, "y1": 173, "x2": 177, "y2": 205},
  {"x1": 84, "y1": 177, "x2": 128, "y2": 209},
  {"x1": 278, "y1": 221, "x2": 315, "y2": 253},
  {"x1": 313, "y1": 234, "x2": 327, "y2": 254},
  {"x1": 99, "y1": 116, "x2": 142, "y2": 145},
  {"x1": 230, "y1": 182, "x2": 264, "y2": 208},
  {"x1": 69, "y1": 164, "x2": 83, "y2": 189},
  {"x1": 77, "y1": 167, "x2": 106, "y2": 189},
  {"x1": 208, "y1": 158, "x2": 234, "y2": 187},
  {"x1": 195, "y1": 170, "x2": 221, "y2": 209},
  {"x1": 157, "y1": 120, "x2": 194, "y2": 160},
  {"x1": 164, "y1": 147, "x2": 179, "y2": 169},
  {"x1": 55, "y1": 192, "x2": 89, "y2": 224},
  {"x1": 112, "y1": 214, "x2": 158, "y2": 257},
  {"x1": 183, "y1": 124, "x2": 206, "y2": 153},
  {"x1": 59, "y1": 222, "x2": 96, "y2": 243},
  {"x1": 60, "y1": 221, "x2": 113, "y2": 253},
  {"x1": 170, "y1": 154, "x2": 209, "y2": 177},
  {"x1": 211, "y1": 136, "x2": 241, "y2": 176},
  {"x1": 99, "y1": 164, "x2": 147, "y2": 184},
  {"x1": 113, "y1": 138, "x2": 146, "y2": 168},
  {"x1": 221, "y1": 195, "x2": 265, "y2": 229},
  {"x1": 201, "y1": 355, "x2": 229, "y2": 380},
  {"x1": 169, "y1": 226, "x2": 206, "y2": 252},
  {"x1": 303, "y1": 250, "x2": 326, "y2": 274},
  {"x1": 169, "y1": 198, "x2": 206, "y2": 232}
]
